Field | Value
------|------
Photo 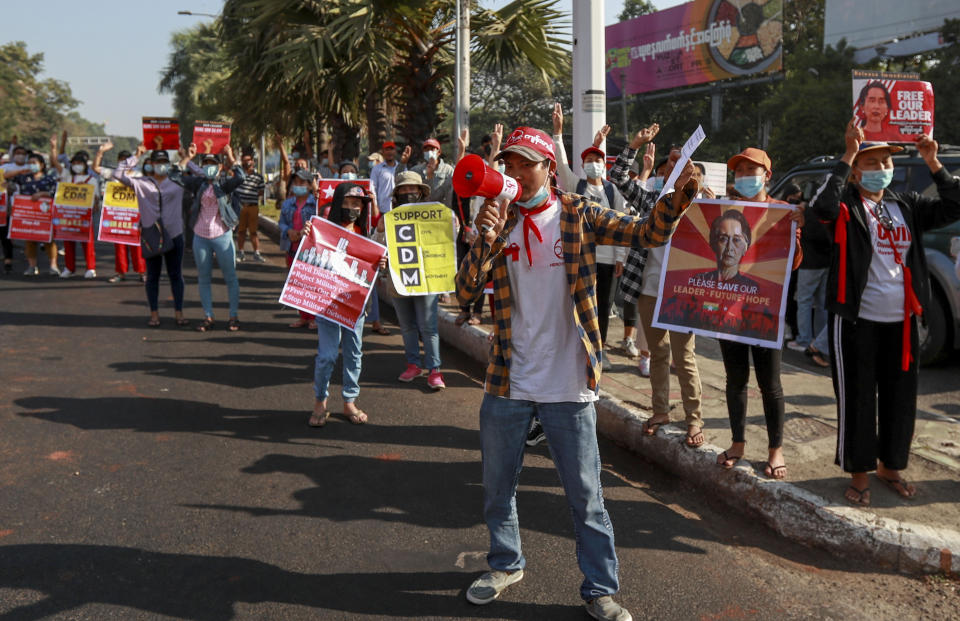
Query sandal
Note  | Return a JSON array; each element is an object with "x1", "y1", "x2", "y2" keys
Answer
[
  {"x1": 308, "y1": 410, "x2": 330, "y2": 427},
  {"x1": 467, "y1": 315, "x2": 481, "y2": 326},
  {"x1": 371, "y1": 324, "x2": 390, "y2": 335},
  {"x1": 308, "y1": 320, "x2": 317, "y2": 330},
  {"x1": 717, "y1": 450, "x2": 743, "y2": 469},
  {"x1": 765, "y1": 462, "x2": 788, "y2": 480},
  {"x1": 147, "y1": 318, "x2": 161, "y2": 328},
  {"x1": 455, "y1": 311, "x2": 471, "y2": 326},
  {"x1": 175, "y1": 317, "x2": 190, "y2": 327},
  {"x1": 685, "y1": 428, "x2": 705, "y2": 447},
  {"x1": 346, "y1": 408, "x2": 368, "y2": 425},
  {"x1": 228, "y1": 318, "x2": 240, "y2": 332},
  {"x1": 876, "y1": 474, "x2": 916, "y2": 499},
  {"x1": 642, "y1": 416, "x2": 670, "y2": 436},
  {"x1": 845, "y1": 484, "x2": 871, "y2": 506},
  {"x1": 196, "y1": 317, "x2": 215, "y2": 332}
]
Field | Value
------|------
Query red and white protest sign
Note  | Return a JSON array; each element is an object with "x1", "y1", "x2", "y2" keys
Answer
[
  {"x1": 8, "y1": 194, "x2": 54, "y2": 242},
  {"x1": 98, "y1": 182, "x2": 141, "y2": 246},
  {"x1": 279, "y1": 216, "x2": 387, "y2": 330},
  {"x1": 52, "y1": 182, "x2": 96, "y2": 242},
  {"x1": 317, "y1": 178, "x2": 371, "y2": 205},
  {"x1": 852, "y1": 70, "x2": 934, "y2": 144},
  {"x1": 193, "y1": 120, "x2": 231, "y2": 155},
  {"x1": 142, "y1": 117, "x2": 181, "y2": 150},
  {"x1": 0, "y1": 190, "x2": 7, "y2": 220}
]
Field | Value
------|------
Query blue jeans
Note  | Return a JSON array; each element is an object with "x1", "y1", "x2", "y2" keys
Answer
[
  {"x1": 812, "y1": 323, "x2": 830, "y2": 355},
  {"x1": 392, "y1": 294, "x2": 441, "y2": 370},
  {"x1": 314, "y1": 316, "x2": 364, "y2": 402},
  {"x1": 478, "y1": 394, "x2": 619, "y2": 601},
  {"x1": 193, "y1": 231, "x2": 239, "y2": 318},
  {"x1": 794, "y1": 268, "x2": 828, "y2": 347},
  {"x1": 366, "y1": 287, "x2": 381, "y2": 324}
]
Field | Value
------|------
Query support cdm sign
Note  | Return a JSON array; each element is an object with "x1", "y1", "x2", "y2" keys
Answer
[{"x1": 605, "y1": 0, "x2": 783, "y2": 97}]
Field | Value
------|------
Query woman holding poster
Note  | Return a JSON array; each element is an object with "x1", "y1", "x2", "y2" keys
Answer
[
  {"x1": 279, "y1": 169, "x2": 318, "y2": 330},
  {"x1": 714, "y1": 148, "x2": 803, "y2": 481},
  {"x1": 12, "y1": 147, "x2": 61, "y2": 276},
  {"x1": 53, "y1": 148, "x2": 99, "y2": 279},
  {"x1": 809, "y1": 121, "x2": 960, "y2": 507}
]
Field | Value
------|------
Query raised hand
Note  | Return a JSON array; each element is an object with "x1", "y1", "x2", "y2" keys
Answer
[
  {"x1": 99, "y1": 140, "x2": 114, "y2": 153},
  {"x1": 552, "y1": 102, "x2": 563, "y2": 135},
  {"x1": 642, "y1": 142, "x2": 656, "y2": 171},
  {"x1": 844, "y1": 117, "x2": 863, "y2": 158},
  {"x1": 187, "y1": 142, "x2": 198, "y2": 159},
  {"x1": 672, "y1": 160, "x2": 697, "y2": 194},
  {"x1": 629, "y1": 123, "x2": 660, "y2": 149},
  {"x1": 491, "y1": 123, "x2": 503, "y2": 146},
  {"x1": 592, "y1": 125, "x2": 611, "y2": 148},
  {"x1": 400, "y1": 145, "x2": 412, "y2": 164},
  {"x1": 915, "y1": 133, "x2": 939, "y2": 166},
  {"x1": 135, "y1": 143, "x2": 147, "y2": 158}
]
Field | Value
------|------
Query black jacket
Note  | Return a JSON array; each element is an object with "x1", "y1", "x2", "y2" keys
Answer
[{"x1": 809, "y1": 160, "x2": 960, "y2": 322}]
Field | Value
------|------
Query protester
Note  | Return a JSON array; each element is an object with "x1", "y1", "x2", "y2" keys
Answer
[
  {"x1": 368, "y1": 140, "x2": 401, "y2": 336},
  {"x1": 52, "y1": 146, "x2": 99, "y2": 279},
  {"x1": 337, "y1": 160, "x2": 359, "y2": 180},
  {"x1": 1, "y1": 142, "x2": 31, "y2": 273},
  {"x1": 91, "y1": 142, "x2": 147, "y2": 283},
  {"x1": 114, "y1": 145, "x2": 189, "y2": 327},
  {"x1": 396, "y1": 138, "x2": 454, "y2": 206},
  {"x1": 610, "y1": 132, "x2": 706, "y2": 448},
  {"x1": 180, "y1": 144, "x2": 245, "y2": 332},
  {"x1": 456, "y1": 124, "x2": 696, "y2": 620},
  {"x1": 12, "y1": 140, "x2": 60, "y2": 276},
  {"x1": 233, "y1": 148, "x2": 266, "y2": 264},
  {"x1": 308, "y1": 182, "x2": 382, "y2": 427},
  {"x1": 715, "y1": 147, "x2": 804, "y2": 480},
  {"x1": 809, "y1": 120, "x2": 960, "y2": 506},
  {"x1": 279, "y1": 169, "x2": 319, "y2": 330}
]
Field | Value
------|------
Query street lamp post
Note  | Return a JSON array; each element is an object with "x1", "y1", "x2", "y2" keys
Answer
[{"x1": 177, "y1": 10, "x2": 218, "y2": 17}]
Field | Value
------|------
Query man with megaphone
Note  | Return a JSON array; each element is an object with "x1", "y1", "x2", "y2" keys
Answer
[{"x1": 455, "y1": 125, "x2": 698, "y2": 621}]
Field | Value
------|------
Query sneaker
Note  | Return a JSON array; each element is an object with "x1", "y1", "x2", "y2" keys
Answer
[
  {"x1": 585, "y1": 595, "x2": 633, "y2": 621},
  {"x1": 23, "y1": 266, "x2": 38, "y2": 276},
  {"x1": 786, "y1": 340, "x2": 807, "y2": 352},
  {"x1": 59, "y1": 268, "x2": 74, "y2": 279},
  {"x1": 236, "y1": 250, "x2": 246, "y2": 263},
  {"x1": 108, "y1": 273, "x2": 124, "y2": 283},
  {"x1": 47, "y1": 266, "x2": 62, "y2": 277},
  {"x1": 83, "y1": 269, "x2": 96, "y2": 279},
  {"x1": 637, "y1": 354, "x2": 651, "y2": 378},
  {"x1": 525, "y1": 419, "x2": 545, "y2": 446},
  {"x1": 602, "y1": 356, "x2": 612, "y2": 372},
  {"x1": 398, "y1": 363, "x2": 425, "y2": 382},
  {"x1": 427, "y1": 369, "x2": 446, "y2": 390},
  {"x1": 620, "y1": 338, "x2": 639, "y2": 358},
  {"x1": 252, "y1": 251, "x2": 266, "y2": 263},
  {"x1": 465, "y1": 570, "x2": 524, "y2": 605}
]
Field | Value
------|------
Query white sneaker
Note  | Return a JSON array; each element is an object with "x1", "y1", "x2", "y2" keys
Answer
[
  {"x1": 59, "y1": 268, "x2": 74, "y2": 279},
  {"x1": 585, "y1": 595, "x2": 633, "y2": 621},
  {"x1": 638, "y1": 354, "x2": 651, "y2": 378},
  {"x1": 620, "y1": 338, "x2": 639, "y2": 358},
  {"x1": 786, "y1": 340, "x2": 807, "y2": 352},
  {"x1": 83, "y1": 269, "x2": 97, "y2": 279},
  {"x1": 47, "y1": 266, "x2": 62, "y2": 277},
  {"x1": 24, "y1": 266, "x2": 39, "y2": 276},
  {"x1": 466, "y1": 570, "x2": 524, "y2": 605}
]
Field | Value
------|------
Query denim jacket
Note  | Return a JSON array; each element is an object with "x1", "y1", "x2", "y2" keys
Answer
[
  {"x1": 181, "y1": 162, "x2": 245, "y2": 231},
  {"x1": 278, "y1": 194, "x2": 318, "y2": 253}
]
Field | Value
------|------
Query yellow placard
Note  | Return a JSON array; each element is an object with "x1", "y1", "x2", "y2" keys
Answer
[
  {"x1": 54, "y1": 182, "x2": 96, "y2": 208},
  {"x1": 103, "y1": 182, "x2": 138, "y2": 209},
  {"x1": 384, "y1": 202, "x2": 457, "y2": 295}
]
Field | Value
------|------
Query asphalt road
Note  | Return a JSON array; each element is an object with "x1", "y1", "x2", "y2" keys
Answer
[{"x1": 1, "y1": 240, "x2": 957, "y2": 620}]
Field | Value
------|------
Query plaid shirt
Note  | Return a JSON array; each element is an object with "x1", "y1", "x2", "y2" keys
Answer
[
  {"x1": 455, "y1": 190, "x2": 691, "y2": 397},
  {"x1": 608, "y1": 146, "x2": 659, "y2": 303}
]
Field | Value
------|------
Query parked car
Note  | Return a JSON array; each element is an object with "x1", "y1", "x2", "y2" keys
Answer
[{"x1": 769, "y1": 146, "x2": 960, "y2": 365}]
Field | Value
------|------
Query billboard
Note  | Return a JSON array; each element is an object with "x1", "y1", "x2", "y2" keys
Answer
[
  {"x1": 824, "y1": 0, "x2": 960, "y2": 53},
  {"x1": 606, "y1": 0, "x2": 783, "y2": 97}
]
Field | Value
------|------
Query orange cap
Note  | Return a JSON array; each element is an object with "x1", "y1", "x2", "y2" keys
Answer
[{"x1": 727, "y1": 147, "x2": 771, "y2": 172}]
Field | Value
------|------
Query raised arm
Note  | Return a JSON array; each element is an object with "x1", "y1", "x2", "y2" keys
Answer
[
  {"x1": 487, "y1": 123, "x2": 503, "y2": 167},
  {"x1": 49, "y1": 135, "x2": 64, "y2": 176},
  {"x1": 92, "y1": 140, "x2": 113, "y2": 176},
  {"x1": 551, "y1": 103, "x2": 579, "y2": 192},
  {"x1": 912, "y1": 133, "x2": 960, "y2": 231}
]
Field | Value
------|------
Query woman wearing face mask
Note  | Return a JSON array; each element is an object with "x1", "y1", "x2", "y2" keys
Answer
[
  {"x1": 180, "y1": 144, "x2": 245, "y2": 332},
  {"x1": 809, "y1": 120, "x2": 960, "y2": 507},
  {"x1": 53, "y1": 149, "x2": 99, "y2": 279},
  {"x1": 308, "y1": 182, "x2": 383, "y2": 427},
  {"x1": 279, "y1": 169, "x2": 319, "y2": 329},
  {"x1": 714, "y1": 148, "x2": 804, "y2": 480},
  {"x1": 13, "y1": 143, "x2": 61, "y2": 276},
  {"x1": 115, "y1": 145, "x2": 189, "y2": 327},
  {"x1": 337, "y1": 161, "x2": 359, "y2": 180},
  {"x1": 91, "y1": 142, "x2": 147, "y2": 283}
]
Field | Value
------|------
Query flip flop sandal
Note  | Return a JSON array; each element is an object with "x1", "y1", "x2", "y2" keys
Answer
[
  {"x1": 347, "y1": 409, "x2": 368, "y2": 425},
  {"x1": 717, "y1": 451, "x2": 743, "y2": 469},
  {"x1": 308, "y1": 410, "x2": 331, "y2": 427},
  {"x1": 685, "y1": 430, "x2": 705, "y2": 447},
  {"x1": 876, "y1": 475, "x2": 916, "y2": 499},
  {"x1": 147, "y1": 318, "x2": 161, "y2": 328},
  {"x1": 454, "y1": 311, "x2": 471, "y2": 326},
  {"x1": 176, "y1": 317, "x2": 190, "y2": 327},
  {"x1": 372, "y1": 326, "x2": 390, "y2": 335},
  {"x1": 845, "y1": 484, "x2": 871, "y2": 506},
  {"x1": 642, "y1": 418, "x2": 669, "y2": 436},
  {"x1": 196, "y1": 318, "x2": 215, "y2": 332},
  {"x1": 228, "y1": 318, "x2": 240, "y2": 332},
  {"x1": 765, "y1": 463, "x2": 788, "y2": 479}
]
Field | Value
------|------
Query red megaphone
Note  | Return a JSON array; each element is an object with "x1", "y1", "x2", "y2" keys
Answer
[{"x1": 453, "y1": 154, "x2": 522, "y2": 203}]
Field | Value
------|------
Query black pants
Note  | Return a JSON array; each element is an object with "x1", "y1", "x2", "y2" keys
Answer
[
  {"x1": 719, "y1": 340, "x2": 784, "y2": 448},
  {"x1": 145, "y1": 234, "x2": 185, "y2": 312},
  {"x1": 1, "y1": 209, "x2": 12, "y2": 263},
  {"x1": 597, "y1": 263, "x2": 616, "y2": 343},
  {"x1": 829, "y1": 314, "x2": 917, "y2": 473},
  {"x1": 621, "y1": 293, "x2": 637, "y2": 328}
]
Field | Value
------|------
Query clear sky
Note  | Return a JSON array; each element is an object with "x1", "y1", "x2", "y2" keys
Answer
[{"x1": 3, "y1": 0, "x2": 687, "y2": 138}]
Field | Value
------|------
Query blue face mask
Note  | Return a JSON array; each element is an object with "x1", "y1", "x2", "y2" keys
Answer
[
  {"x1": 290, "y1": 151, "x2": 300, "y2": 160},
  {"x1": 859, "y1": 168, "x2": 893, "y2": 192},
  {"x1": 515, "y1": 182, "x2": 550, "y2": 208},
  {"x1": 291, "y1": 185, "x2": 309, "y2": 197},
  {"x1": 652, "y1": 176, "x2": 664, "y2": 192},
  {"x1": 153, "y1": 163, "x2": 170, "y2": 177},
  {"x1": 203, "y1": 164, "x2": 219, "y2": 179},
  {"x1": 340, "y1": 172, "x2": 357, "y2": 180},
  {"x1": 27, "y1": 163, "x2": 41, "y2": 173},
  {"x1": 734, "y1": 175, "x2": 765, "y2": 198},
  {"x1": 143, "y1": 163, "x2": 154, "y2": 174}
]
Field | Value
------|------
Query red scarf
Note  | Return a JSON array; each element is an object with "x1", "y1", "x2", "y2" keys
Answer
[{"x1": 516, "y1": 193, "x2": 553, "y2": 267}]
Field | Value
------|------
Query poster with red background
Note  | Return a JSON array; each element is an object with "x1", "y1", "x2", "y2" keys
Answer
[
  {"x1": 193, "y1": 121, "x2": 231, "y2": 154},
  {"x1": 0, "y1": 190, "x2": 7, "y2": 220},
  {"x1": 317, "y1": 178, "x2": 373, "y2": 228},
  {"x1": 142, "y1": 117, "x2": 181, "y2": 150},
  {"x1": 852, "y1": 70, "x2": 934, "y2": 144},
  {"x1": 652, "y1": 198, "x2": 796, "y2": 348},
  {"x1": 8, "y1": 194, "x2": 54, "y2": 242},
  {"x1": 279, "y1": 216, "x2": 387, "y2": 329}
]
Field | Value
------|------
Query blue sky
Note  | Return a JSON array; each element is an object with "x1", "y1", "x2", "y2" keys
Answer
[{"x1": 3, "y1": 0, "x2": 686, "y2": 138}]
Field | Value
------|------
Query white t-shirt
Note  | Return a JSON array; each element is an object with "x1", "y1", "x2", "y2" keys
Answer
[
  {"x1": 505, "y1": 196, "x2": 596, "y2": 403},
  {"x1": 859, "y1": 198, "x2": 911, "y2": 322}
]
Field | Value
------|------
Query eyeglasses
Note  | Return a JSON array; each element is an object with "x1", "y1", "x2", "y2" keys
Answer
[{"x1": 874, "y1": 202, "x2": 894, "y2": 231}]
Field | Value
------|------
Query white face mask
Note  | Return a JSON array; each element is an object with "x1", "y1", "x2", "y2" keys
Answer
[
  {"x1": 71, "y1": 164, "x2": 85, "y2": 174},
  {"x1": 423, "y1": 150, "x2": 437, "y2": 162},
  {"x1": 583, "y1": 162, "x2": 604, "y2": 179},
  {"x1": 13, "y1": 154, "x2": 26, "y2": 165}
]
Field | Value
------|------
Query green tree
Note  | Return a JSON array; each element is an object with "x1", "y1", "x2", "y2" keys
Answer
[{"x1": 617, "y1": 0, "x2": 656, "y2": 22}]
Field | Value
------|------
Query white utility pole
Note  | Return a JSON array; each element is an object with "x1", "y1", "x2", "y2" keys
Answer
[
  {"x1": 454, "y1": 0, "x2": 470, "y2": 150},
  {"x1": 571, "y1": 0, "x2": 606, "y2": 176}
]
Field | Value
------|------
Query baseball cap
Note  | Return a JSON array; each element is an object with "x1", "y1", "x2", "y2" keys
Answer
[
  {"x1": 495, "y1": 127, "x2": 556, "y2": 163},
  {"x1": 382, "y1": 141, "x2": 396, "y2": 150},
  {"x1": 422, "y1": 138, "x2": 441, "y2": 151},
  {"x1": 727, "y1": 147, "x2": 772, "y2": 172},
  {"x1": 580, "y1": 146, "x2": 605, "y2": 162},
  {"x1": 201, "y1": 153, "x2": 221, "y2": 164},
  {"x1": 343, "y1": 183, "x2": 372, "y2": 203},
  {"x1": 854, "y1": 141, "x2": 904, "y2": 160},
  {"x1": 149, "y1": 149, "x2": 171, "y2": 162}
]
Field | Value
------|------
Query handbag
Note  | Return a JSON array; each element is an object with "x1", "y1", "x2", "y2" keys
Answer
[{"x1": 141, "y1": 178, "x2": 173, "y2": 258}]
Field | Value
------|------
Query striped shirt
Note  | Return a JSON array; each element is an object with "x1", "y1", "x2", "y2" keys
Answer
[
  {"x1": 455, "y1": 190, "x2": 692, "y2": 397},
  {"x1": 233, "y1": 171, "x2": 265, "y2": 205}
]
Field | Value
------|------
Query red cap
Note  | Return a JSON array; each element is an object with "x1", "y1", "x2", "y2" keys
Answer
[
  {"x1": 382, "y1": 141, "x2": 396, "y2": 150},
  {"x1": 727, "y1": 147, "x2": 772, "y2": 172},
  {"x1": 580, "y1": 146, "x2": 605, "y2": 162},
  {"x1": 496, "y1": 127, "x2": 556, "y2": 163},
  {"x1": 422, "y1": 138, "x2": 441, "y2": 150}
]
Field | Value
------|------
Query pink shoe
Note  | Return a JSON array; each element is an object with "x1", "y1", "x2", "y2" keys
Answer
[
  {"x1": 398, "y1": 363, "x2": 425, "y2": 382},
  {"x1": 427, "y1": 369, "x2": 446, "y2": 390}
]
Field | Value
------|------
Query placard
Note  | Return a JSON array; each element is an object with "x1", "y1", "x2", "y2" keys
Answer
[
  {"x1": 193, "y1": 121, "x2": 231, "y2": 154},
  {"x1": 98, "y1": 182, "x2": 141, "y2": 246},
  {"x1": 8, "y1": 194, "x2": 54, "y2": 242},
  {"x1": 142, "y1": 117, "x2": 181, "y2": 150},
  {"x1": 852, "y1": 70, "x2": 934, "y2": 143},
  {"x1": 53, "y1": 182, "x2": 96, "y2": 242},
  {"x1": 383, "y1": 202, "x2": 457, "y2": 295}
]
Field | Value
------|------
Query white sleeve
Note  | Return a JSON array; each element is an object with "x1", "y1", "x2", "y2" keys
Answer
[{"x1": 551, "y1": 134, "x2": 580, "y2": 193}]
